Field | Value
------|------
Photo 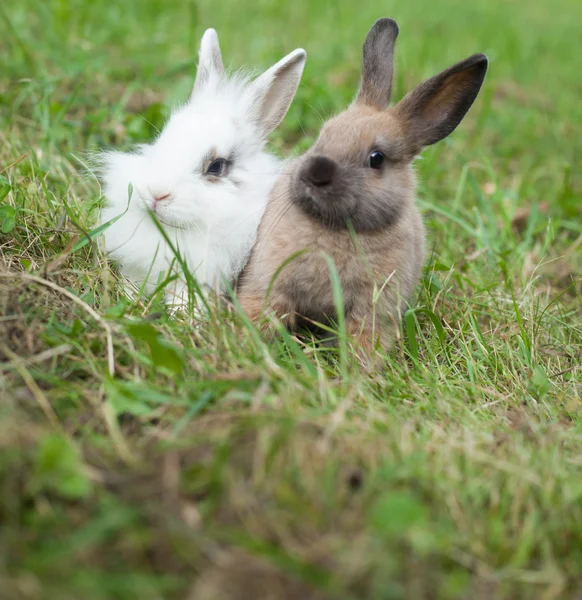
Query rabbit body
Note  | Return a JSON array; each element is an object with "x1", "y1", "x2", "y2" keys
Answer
[
  {"x1": 239, "y1": 151, "x2": 424, "y2": 348},
  {"x1": 237, "y1": 19, "x2": 487, "y2": 351},
  {"x1": 99, "y1": 29, "x2": 306, "y2": 308}
]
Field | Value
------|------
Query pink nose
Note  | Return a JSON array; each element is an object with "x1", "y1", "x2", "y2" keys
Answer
[{"x1": 153, "y1": 192, "x2": 171, "y2": 203}]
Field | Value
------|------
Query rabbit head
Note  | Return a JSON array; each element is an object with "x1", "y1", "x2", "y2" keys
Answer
[
  {"x1": 290, "y1": 18, "x2": 488, "y2": 232},
  {"x1": 102, "y1": 29, "x2": 306, "y2": 232}
]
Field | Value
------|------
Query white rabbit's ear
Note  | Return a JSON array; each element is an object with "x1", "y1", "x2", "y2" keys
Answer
[
  {"x1": 193, "y1": 28, "x2": 224, "y2": 94},
  {"x1": 248, "y1": 48, "x2": 307, "y2": 138}
]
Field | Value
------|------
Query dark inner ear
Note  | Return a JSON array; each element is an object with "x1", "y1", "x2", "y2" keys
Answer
[
  {"x1": 394, "y1": 53, "x2": 488, "y2": 149},
  {"x1": 355, "y1": 18, "x2": 399, "y2": 110}
]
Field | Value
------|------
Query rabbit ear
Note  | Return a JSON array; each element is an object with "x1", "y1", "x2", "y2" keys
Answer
[
  {"x1": 355, "y1": 18, "x2": 399, "y2": 110},
  {"x1": 394, "y1": 53, "x2": 488, "y2": 151},
  {"x1": 248, "y1": 48, "x2": 307, "y2": 138},
  {"x1": 192, "y1": 28, "x2": 224, "y2": 94}
]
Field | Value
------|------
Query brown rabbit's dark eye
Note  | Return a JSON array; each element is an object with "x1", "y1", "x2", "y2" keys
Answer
[
  {"x1": 206, "y1": 158, "x2": 227, "y2": 176},
  {"x1": 368, "y1": 151, "x2": 385, "y2": 169}
]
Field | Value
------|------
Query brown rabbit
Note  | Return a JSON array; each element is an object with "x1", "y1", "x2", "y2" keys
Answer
[{"x1": 236, "y1": 18, "x2": 488, "y2": 353}]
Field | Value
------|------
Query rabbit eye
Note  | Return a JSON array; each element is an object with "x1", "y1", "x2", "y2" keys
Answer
[
  {"x1": 206, "y1": 158, "x2": 227, "y2": 176},
  {"x1": 368, "y1": 151, "x2": 385, "y2": 170}
]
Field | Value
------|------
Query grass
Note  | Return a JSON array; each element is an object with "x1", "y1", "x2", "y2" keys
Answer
[{"x1": 1, "y1": 0, "x2": 581, "y2": 598}]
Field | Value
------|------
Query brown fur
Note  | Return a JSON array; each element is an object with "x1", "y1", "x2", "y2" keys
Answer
[{"x1": 237, "y1": 18, "x2": 488, "y2": 352}]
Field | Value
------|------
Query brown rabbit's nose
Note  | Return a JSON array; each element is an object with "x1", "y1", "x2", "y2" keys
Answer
[{"x1": 304, "y1": 156, "x2": 336, "y2": 187}]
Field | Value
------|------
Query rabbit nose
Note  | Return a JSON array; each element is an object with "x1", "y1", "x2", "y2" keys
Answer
[
  {"x1": 304, "y1": 156, "x2": 336, "y2": 187},
  {"x1": 153, "y1": 192, "x2": 171, "y2": 203}
]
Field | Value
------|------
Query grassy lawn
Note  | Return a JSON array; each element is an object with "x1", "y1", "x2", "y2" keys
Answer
[{"x1": 1, "y1": 0, "x2": 581, "y2": 598}]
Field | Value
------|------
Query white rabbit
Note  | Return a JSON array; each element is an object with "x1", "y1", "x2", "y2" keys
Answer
[{"x1": 98, "y1": 28, "x2": 306, "y2": 311}]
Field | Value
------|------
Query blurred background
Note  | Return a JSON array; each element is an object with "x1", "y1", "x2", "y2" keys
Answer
[{"x1": 2, "y1": 0, "x2": 581, "y2": 243}]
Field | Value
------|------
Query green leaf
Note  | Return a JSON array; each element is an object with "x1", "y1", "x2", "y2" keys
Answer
[
  {"x1": 1, "y1": 213, "x2": 15, "y2": 233},
  {"x1": 432, "y1": 262, "x2": 453, "y2": 272},
  {"x1": 370, "y1": 491, "x2": 428, "y2": 537},
  {"x1": 529, "y1": 365, "x2": 552, "y2": 400},
  {"x1": 415, "y1": 308, "x2": 447, "y2": 344},
  {"x1": 428, "y1": 273, "x2": 443, "y2": 294},
  {"x1": 106, "y1": 380, "x2": 193, "y2": 417},
  {"x1": 71, "y1": 217, "x2": 120, "y2": 252},
  {"x1": 0, "y1": 203, "x2": 16, "y2": 233},
  {"x1": 34, "y1": 434, "x2": 91, "y2": 499},
  {"x1": 104, "y1": 299, "x2": 130, "y2": 318},
  {"x1": 404, "y1": 309, "x2": 418, "y2": 363},
  {"x1": 0, "y1": 175, "x2": 11, "y2": 201},
  {"x1": 53, "y1": 318, "x2": 85, "y2": 339},
  {"x1": 105, "y1": 379, "x2": 155, "y2": 417},
  {"x1": 126, "y1": 321, "x2": 184, "y2": 375},
  {"x1": 71, "y1": 184, "x2": 133, "y2": 253}
]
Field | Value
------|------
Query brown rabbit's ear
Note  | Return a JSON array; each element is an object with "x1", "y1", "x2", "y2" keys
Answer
[
  {"x1": 394, "y1": 53, "x2": 488, "y2": 151},
  {"x1": 192, "y1": 29, "x2": 225, "y2": 95},
  {"x1": 354, "y1": 18, "x2": 399, "y2": 110}
]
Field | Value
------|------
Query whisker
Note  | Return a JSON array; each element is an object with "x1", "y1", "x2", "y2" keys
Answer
[
  {"x1": 223, "y1": 204, "x2": 267, "y2": 235},
  {"x1": 236, "y1": 171, "x2": 295, "y2": 177},
  {"x1": 138, "y1": 114, "x2": 162, "y2": 135},
  {"x1": 252, "y1": 187, "x2": 296, "y2": 236},
  {"x1": 254, "y1": 199, "x2": 295, "y2": 259},
  {"x1": 105, "y1": 213, "x2": 149, "y2": 255},
  {"x1": 306, "y1": 102, "x2": 327, "y2": 126}
]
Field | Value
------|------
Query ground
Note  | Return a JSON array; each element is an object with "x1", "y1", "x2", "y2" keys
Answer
[{"x1": 1, "y1": 0, "x2": 581, "y2": 598}]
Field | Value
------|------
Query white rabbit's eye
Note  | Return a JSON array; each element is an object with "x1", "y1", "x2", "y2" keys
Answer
[
  {"x1": 368, "y1": 151, "x2": 385, "y2": 169},
  {"x1": 206, "y1": 158, "x2": 227, "y2": 176}
]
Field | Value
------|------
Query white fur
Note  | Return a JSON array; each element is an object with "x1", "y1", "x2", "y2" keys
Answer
[{"x1": 98, "y1": 30, "x2": 306, "y2": 310}]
